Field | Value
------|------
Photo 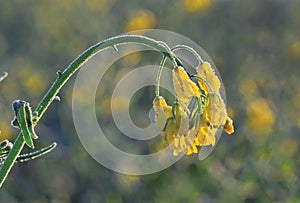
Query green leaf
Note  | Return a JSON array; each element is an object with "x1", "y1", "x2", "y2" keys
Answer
[
  {"x1": 16, "y1": 142, "x2": 57, "y2": 163},
  {"x1": 17, "y1": 105, "x2": 34, "y2": 148},
  {"x1": 24, "y1": 103, "x2": 38, "y2": 140}
]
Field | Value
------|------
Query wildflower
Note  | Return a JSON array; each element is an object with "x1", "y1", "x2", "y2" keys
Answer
[
  {"x1": 205, "y1": 93, "x2": 227, "y2": 126},
  {"x1": 224, "y1": 117, "x2": 234, "y2": 134},
  {"x1": 196, "y1": 115, "x2": 216, "y2": 146},
  {"x1": 172, "y1": 66, "x2": 200, "y2": 103},
  {"x1": 162, "y1": 103, "x2": 190, "y2": 156},
  {"x1": 197, "y1": 61, "x2": 221, "y2": 93},
  {"x1": 186, "y1": 132, "x2": 198, "y2": 155},
  {"x1": 154, "y1": 60, "x2": 235, "y2": 157},
  {"x1": 163, "y1": 103, "x2": 189, "y2": 140},
  {"x1": 153, "y1": 96, "x2": 172, "y2": 131}
]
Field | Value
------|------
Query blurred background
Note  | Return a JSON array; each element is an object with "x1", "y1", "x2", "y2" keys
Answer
[{"x1": 0, "y1": 0, "x2": 299, "y2": 202}]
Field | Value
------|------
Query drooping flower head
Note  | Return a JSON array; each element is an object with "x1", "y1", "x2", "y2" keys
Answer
[{"x1": 153, "y1": 60, "x2": 234, "y2": 157}]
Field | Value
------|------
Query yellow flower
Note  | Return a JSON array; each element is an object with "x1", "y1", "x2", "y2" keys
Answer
[
  {"x1": 195, "y1": 115, "x2": 216, "y2": 147},
  {"x1": 164, "y1": 118, "x2": 177, "y2": 145},
  {"x1": 197, "y1": 61, "x2": 235, "y2": 136},
  {"x1": 186, "y1": 133, "x2": 198, "y2": 155},
  {"x1": 198, "y1": 61, "x2": 221, "y2": 93},
  {"x1": 154, "y1": 61, "x2": 235, "y2": 157},
  {"x1": 171, "y1": 134, "x2": 199, "y2": 156},
  {"x1": 224, "y1": 117, "x2": 234, "y2": 134},
  {"x1": 186, "y1": 144, "x2": 198, "y2": 155},
  {"x1": 163, "y1": 103, "x2": 191, "y2": 156},
  {"x1": 153, "y1": 96, "x2": 172, "y2": 131},
  {"x1": 163, "y1": 103, "x2": 189, "y2": 143},
  {"x1": 172, "y1": 66, "x2": 200, "y2": 103},
  {"x1": 164, "y1": 120, "x2": 187, "y2": 156},
  {"x1": 205, "y1": 93, "x2": 227, "y2": 126},
  {"x1": 196, "y1": 128, "x2": 216, "y2": 146},
  {"x1": 173, "y1": 103, "x2": 189, "y2": 135}
]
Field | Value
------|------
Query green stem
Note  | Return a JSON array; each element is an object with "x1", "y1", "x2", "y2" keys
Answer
[
  {"x1": 0, "y1": 34, "x2": 178, "y2": 187},
  {"x1": 191, "y1": 75, "x2": 214, "y2": 93},
  {"x1": 0, "y1": 133, "x2": 25, "y2": 186},
  {"x1": 155, "y1": 55, "x2": 167, "y2": 97},
  {"x1": 171, "y1": 45, "x2": 203, "y2": 65}
]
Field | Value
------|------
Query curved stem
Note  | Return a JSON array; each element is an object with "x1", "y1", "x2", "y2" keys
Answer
[
  {"x1": 0, "y1": 34, "x2": 178, "y2": 187},
  {"x1": 171, "y1": 45, "x2": 203, "y2": 66},
  {"x1": 191, "y1": 75, "x2": 214, "y2": 93},
  {"x1": 155, "y1": 55, "x2": 167, "y2": 97},
  {"x1": 35, "y1": 35, "x2": 177, "y2": 119}
]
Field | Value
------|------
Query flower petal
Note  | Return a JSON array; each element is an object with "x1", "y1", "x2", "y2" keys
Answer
[
  {"x1": 172, "y1": 66, "x2": 200, "y2": 103},
  {"x1": 153, "y1": 96, "x2": 172, "y2": 131},
  {"x1": 224, "y1": 117, "x2": 234, "y2": 134},
  {"x1": 205, "y1": 93, "x2": 227, "y2": 126},
  {"x1": 173, "y1": 103, "x2": 190, "y2": 135},
  {"x1": 197, "y1": 61, "x2": 221, "y2": 93}
]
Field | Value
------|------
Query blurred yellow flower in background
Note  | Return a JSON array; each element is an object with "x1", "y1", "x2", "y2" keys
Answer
[
  {"x1": 246, "y1": 98, "x2": 274, "y2": 136},
  {"x1": 183, "y1": 0, "x2": 211, "y2": 13},
  {"x1": 24, "y1": 73, "x2": 46, "y2": 97},
  {"x1": 124, "y1": 10, "x2": 156, "y2": 32}
]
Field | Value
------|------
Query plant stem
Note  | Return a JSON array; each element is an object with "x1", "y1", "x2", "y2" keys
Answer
[
  {"x1": 155, "y1": 55, "x2": 167, "y2": 97},
  {"x1": 0, "y1": 34, "x2": 178, "y2": 187},
  {"x1": 171, "y1": 45, "x2": 203, "y2": 65},
  {"x1": 191, "y1": 75, "x2": 214, "y2": 93},
  {"x1": 35, "y1": 35, "x2": 177, "y2": 118},
  {"x1": 0, "y1": 133, "x2": 25, "y2": 186}
]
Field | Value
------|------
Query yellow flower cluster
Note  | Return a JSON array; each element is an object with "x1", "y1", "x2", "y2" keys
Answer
[{"x1": 153, "y1": 62, "x2": 234, "y2": 156}]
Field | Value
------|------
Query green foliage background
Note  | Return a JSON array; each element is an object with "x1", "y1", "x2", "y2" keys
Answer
[{"x1": 0, "y1": 0, "x2": 300, "y2": 202}]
